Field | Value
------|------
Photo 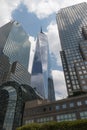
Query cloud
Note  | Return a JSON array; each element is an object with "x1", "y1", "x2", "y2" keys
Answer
[
  {"x1": 23, "y1": 0, "x2": 87, "y2": 19},
  {"x1": 23, "y1": 0, "x2": 60, "y2": 19},
  {"x1": 0, "y1": 0, "x2": 21, "y2": 26},
  {"x1": 52, "y1": 70, "x2": 68, "y2": 100},
  {"x1": 59, "y1": 0, "x2": 87, "y2": 9},
  {"x1": 0, "y1": 0, "x2": 86, "y2": 26}
]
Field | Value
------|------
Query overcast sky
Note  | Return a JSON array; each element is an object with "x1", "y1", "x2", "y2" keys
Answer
[{"x1": 0, "y1": 0, "x2": 87, "y2": 100}]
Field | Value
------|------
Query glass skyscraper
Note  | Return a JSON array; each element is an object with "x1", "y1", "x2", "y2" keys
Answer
[
  {"x1": 0, "y1": 21, "x2": 31, "y2": 70},
  {"x1": 56, "y1": 2, "x2": 87, "y2": 97},
  {"x1": 0, "y1": 21, "x2": 42, "y2": 130},
  {"x1": 31, "y1": 30, "x2": 55, "y2": 100}
]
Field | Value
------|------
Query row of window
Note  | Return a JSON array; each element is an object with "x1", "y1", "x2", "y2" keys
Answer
[
  {"x1": 37, "y1": 117, "x2": 53, "y2": 123},
  {"x1": 57, "y1": 113, "x2": 76, "y2": 122},
  {"x1": 55, "y1": 100, "x2": 87, "y2": 110},
  {"x1": 24, "y1": 99, "x2": 87, "y2": 116},
  {"x1": 25, "y1": 111, "x2": 87, "y2": 124}
]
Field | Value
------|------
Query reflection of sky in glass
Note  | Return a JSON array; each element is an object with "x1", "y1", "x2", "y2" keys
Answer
[
  {"x1": 3, "y1": 21, "x2": 30, "y2": 69},
  {"x1": 3, "y1": 86, "x2": 17, "y2": 130}
]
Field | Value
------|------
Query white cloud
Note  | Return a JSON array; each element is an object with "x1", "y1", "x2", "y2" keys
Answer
[
  {"x1": 23, "y1": 0, "x2": 60, "y2": 19},
  {"x1": 52, "y1": 70, "x2": 67, "y2": 100},
  {"x1": 0, "y1": 0, "x2": 86, "y2": 26},
  {"x1": 0, "y1": 0, "x2": 21, "y2": 26},
  {"x1": 59, "y1": 0, "x2": 87, "y2": 9},
  {"x1": 23, "y1": 0, "x2": 87, "y2": 19}
]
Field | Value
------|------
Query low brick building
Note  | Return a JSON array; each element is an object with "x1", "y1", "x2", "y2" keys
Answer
[{"x1": 23, "y1": 94, "x2": 87, "y2": 125}]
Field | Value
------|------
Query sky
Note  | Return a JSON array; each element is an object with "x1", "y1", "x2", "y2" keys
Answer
[{"x1": 0, "y1": 0, "x2": 87, "y2": 100}]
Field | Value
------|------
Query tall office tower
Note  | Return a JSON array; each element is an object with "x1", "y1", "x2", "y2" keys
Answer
[
  {"x1": 0, "y1": 21, "x2": 30, "y2": 69},
  {"x1": 31, "y1": 30, "x2": 55, "y2": 99},
  {"x1": 56, "y1": 2, "x2": 87, "y2": 97}
]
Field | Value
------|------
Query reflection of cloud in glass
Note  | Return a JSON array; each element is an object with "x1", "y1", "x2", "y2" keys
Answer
[{"x1": 3, "y1": 21, "x2": 30, "y2": 69}]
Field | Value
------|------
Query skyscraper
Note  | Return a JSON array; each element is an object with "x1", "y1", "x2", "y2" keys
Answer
[
  {"x1": 56, "y1": 2, "x2": 87, "y2": 97},
  {"x1": 0, "y1": 21, "x2": 41, "y2": 130},
  {"x1": 0, "y1": 21, "x2": 31, "y2": 70},
  {"x1": 31, "y1": 30, "x2": 55, "y2": 100}
]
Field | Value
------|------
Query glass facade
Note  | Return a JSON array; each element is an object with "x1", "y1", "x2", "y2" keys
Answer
[
  {"x1": 8, "y1": 61, "x2": 31, "y2": 86},
  {"x1": 0, "y1": 21, "x2": 30, "y2": 70},
  {"x1": 56, "y1": 2, "x2": 87, "y2": 96},
  {"x1": 31, "y1": 31, "x2": 55, "y2": 99}
]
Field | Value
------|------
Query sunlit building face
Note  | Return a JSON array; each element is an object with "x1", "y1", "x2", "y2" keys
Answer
[{"x1": 0, "y1": 21, "x2": 31, "y2": 70}]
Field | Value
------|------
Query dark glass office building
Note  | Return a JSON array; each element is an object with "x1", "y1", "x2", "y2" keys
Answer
[
  {"x1": 0, "y1": 21, "x2": 31, "y2": 70},
  {"x1": 31, "y1": 31, "x2": 55, "y2": 100},
  {"x1": 56, "y1": 2, "x2": 87, "y2": 97}
]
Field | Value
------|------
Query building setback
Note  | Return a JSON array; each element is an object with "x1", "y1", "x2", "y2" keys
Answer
[{"x1": 56, "y1": 2, "x2": 87, "y2": 97}]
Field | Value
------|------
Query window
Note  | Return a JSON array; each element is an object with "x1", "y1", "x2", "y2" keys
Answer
[
  {"x1": 81, "y1": 80, "x2": 86, "y2": 84},
  {"x1": 80, "y1": 111, "x2": 87, "y2": 119},
  {"x1": 56, "y1": 105, "x2": 60, "y2": 110},
  {"x1": 77, "y1": 101, "x2": 82, "y2": 106},
  {"x1": 57, "y1": 113, "x2": 76, "y2": 122},
  {"x1": 69, "y1": 89, "x2": 72, "y2": 92},
  {"x1": 25, "y1": 119, "x2": 34, "y2": 124},
  {"x1": 62, "y1": 104, "x2": 67, "y2": 109},
  {"x1": 85, "y1": 75, "x2": 87, "y2": 78},
  {"x1": 83, "y1": 70, "x2": 86, "y2": 74},
  {"x1": 79, "y1": 71, "x2": 82, "y2": 74},
  {"x1": 68, "y1": 84, "x2": 71, "y2": 87},
  {"x1": 49, "y1": 107, "x2": 52, "y2": 111},
  {"x1": 70, "y1": 103, "x2": 74, "y2": 107},
  {"x1": 37, "y1": 116, "x2": 53, "y2": 123},
  {"x1": 43, "y1": 108, "x2": 46, "y2": 112},
  {"x1": 67, "y1": 80, "x2": 70, "y2": 83},
  {"x1": 83, "y1": 86, "x2": 87, "y2": 90},
  {"x1": 82, "y1": 66, "x2": 85, "y2": 69},
  {"x1": 85, "y1": 100, "x2": 87, "y2": 104},
  {"x1": 80, "y1": 75, "x2": 84, "y2": 79}
]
